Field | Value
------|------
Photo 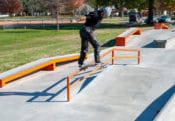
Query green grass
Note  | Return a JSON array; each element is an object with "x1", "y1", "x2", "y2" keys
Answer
[
  {"x1": 0, "y1": 29, "x2": 81, "y2": 72},
  {"x1": 0, "y1": 19, "x2": 153, "y2": 73}
]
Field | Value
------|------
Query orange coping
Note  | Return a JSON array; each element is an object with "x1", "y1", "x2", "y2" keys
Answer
[
  {"x1": 0, "y1": 54, "x2": 81, "y2": 88},
  {"x1": 154, "y1": 23, "x2": 169, "y2": 29},
  {"x1": 0, "y1": 61, "x2": 55, "y2": 87},
  {"x1": 116, "y1": 28, "x2": 141, "y2": 46}
]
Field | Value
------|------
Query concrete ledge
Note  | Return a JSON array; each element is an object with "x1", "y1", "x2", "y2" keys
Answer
[
  {"x1": 154, "y1": 93, "x2": 175, "y2": 121},
  {"x1": 166, "y1": 37, "x2": 175, "y2": 49},
  {"x1": 154, "y1": 40, "x2": 167, "y2": 48},
  {"x1": 116, "y1": 27, "x2": 141, "y2": 46},
  {"x1": 0, "y1": 54, "x2": 80, "y2": 88},
  {"x1": 153, "y1": 32, "x2": 175, "y2": 48}
]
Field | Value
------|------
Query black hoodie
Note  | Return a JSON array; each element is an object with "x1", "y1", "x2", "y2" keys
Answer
[{"x1": 84, "y1": 10, "x2": 103, "y2": 28}]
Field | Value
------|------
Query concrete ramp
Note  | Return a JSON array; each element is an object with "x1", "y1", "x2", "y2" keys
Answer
[
  {"x1": 72, "y1": 65, "x2": 174, "y2": 121},
  {"x1": 126, "y1": 29, "x2": 175, "y2": 48}
]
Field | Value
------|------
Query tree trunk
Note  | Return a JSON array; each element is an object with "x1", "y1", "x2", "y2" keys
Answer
[{"x1": 147, "y1": 0, "x2": 154, "y2": 25}]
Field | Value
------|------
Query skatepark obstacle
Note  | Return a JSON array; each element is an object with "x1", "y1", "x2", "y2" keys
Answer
[
  {"x1": 0, "y1": 54, "x2": 81, "y2": 88},
  {"x1": 116, "y1": 28, "x2": 141, "y2": 46},
  {"x1": 154, "y1": 23, "x2": 169, "y2": 29},
  {"x1": 66, "y1": 48, "x2": 140, "y2": 102}
]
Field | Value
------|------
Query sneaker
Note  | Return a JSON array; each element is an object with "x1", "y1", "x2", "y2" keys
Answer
[
  {"x1": 79, "y1": 64, "x2": 83, "y2": 68},
  {"x1": 79, "y1": 64, "x2": 85, "y2": 68}
]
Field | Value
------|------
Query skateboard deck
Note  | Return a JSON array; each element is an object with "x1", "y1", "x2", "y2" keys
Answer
[{"x1": 80, "y1": 63, "x2": 107, "y2": 70}]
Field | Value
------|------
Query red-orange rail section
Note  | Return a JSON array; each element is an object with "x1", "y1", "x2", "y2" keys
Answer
[
  {"x1": 66, "y1": 48, "x2": 140, "y2": 102},
  {"x1": 116, "y1": 28, "x2": 141, "y2": 46},
  {"x1": 154, "y1": 23, "x2": 169, "y2": 29}
]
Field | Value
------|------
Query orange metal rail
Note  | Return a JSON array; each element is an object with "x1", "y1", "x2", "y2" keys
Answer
[
  {"x1": 66, "y1": 48, "x2": 140, "y2": 102},
  {"x1": 0, "y1": 54, "x2": 81, "y2": 88}
]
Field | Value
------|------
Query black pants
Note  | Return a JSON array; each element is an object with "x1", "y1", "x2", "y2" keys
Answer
[{"x1": 78, "y1": 26, "x2": 100, "y2": 65}]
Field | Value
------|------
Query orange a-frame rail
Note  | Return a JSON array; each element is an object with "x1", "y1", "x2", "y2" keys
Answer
[
  {"x1": 116, "y1": 28, "x2": 141, "y2": 46},
  {"x1": 0, "y1": 54, "x2": 81, "y2": 88},
  {"x1": 66, "y1": 48, "x2": 140, "y2": 102}
]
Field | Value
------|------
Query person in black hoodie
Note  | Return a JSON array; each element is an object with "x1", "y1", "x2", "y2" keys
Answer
[{"x1": 78, "y1": 7, "x2": 111, "y2": 68}]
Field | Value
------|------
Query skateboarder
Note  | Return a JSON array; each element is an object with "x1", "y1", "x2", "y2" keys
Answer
[{"x1": 78, "y1": 7, "x2": 112, "y2": 68}]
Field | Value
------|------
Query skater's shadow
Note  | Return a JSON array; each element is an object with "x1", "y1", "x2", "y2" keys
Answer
[
  {"x1": 101, "y1": 39, "x2": 115, "y2": 47},
  {"x1": 0, "y1": 69, "x2": 102, "y2": 103}
]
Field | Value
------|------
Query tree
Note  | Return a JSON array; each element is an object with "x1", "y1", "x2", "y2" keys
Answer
[
  {"x1": 96, "y1": 0, "x2": 110, "y2": 7},
  {"x1": 21, "y1": 0, "x2": 30, "y2": 15},
  {"x1": 155, "y1": 0, "x2": 175, "y2": 15},
  {"x1": 44, "y1": 0, "x2": 66, "y2": 16},
  {"x1": 147, "y1": 0, "x2": 175, "y2": 24},
  {"x1": 0, "y1": 0, "x2": 22, "y2": 16},
  {"x1": 147, "y1": 0, "x2": 154, "y2": 24},
  {"x1": 85, "y1": 0, "x2": 96, "y2": 8},
  {"x1": 27, "y1": 0, "x2": 44, "y2": 16},
  {"x1": 66, "y1": 0, "x2": 84, "y2": 15},
  {"x1": 68, "y1": 0, "x2": 84, "y2": 8}
]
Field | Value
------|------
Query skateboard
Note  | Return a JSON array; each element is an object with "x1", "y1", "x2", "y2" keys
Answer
[{"x1": 80, "y1": 63, "x2": 107, "y2": 70}]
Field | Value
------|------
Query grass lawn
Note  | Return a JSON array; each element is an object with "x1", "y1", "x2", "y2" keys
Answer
[{"x1": 0, "y1": 18, "x2": 153, "y2": 73}]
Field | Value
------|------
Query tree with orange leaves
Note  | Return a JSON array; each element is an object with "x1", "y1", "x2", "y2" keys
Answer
[
  {"x1": 65, "y1": 0, "x2": 84, "y2": 16},
  {"x1": 67, "y1": 0, "x2": 84, "y2": 8},
  {"x1": 0, "y1": 0, "x2": 22, "y2": 17}
]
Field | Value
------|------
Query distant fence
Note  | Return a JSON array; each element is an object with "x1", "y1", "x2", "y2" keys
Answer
[{"x1": 0, "y1": 17, "x2": 80, "y2": 29}]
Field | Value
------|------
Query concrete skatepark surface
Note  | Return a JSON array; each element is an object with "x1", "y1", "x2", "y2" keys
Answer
[{"x1": 0, "y1": 29, "x2": 175, "y2": 121}]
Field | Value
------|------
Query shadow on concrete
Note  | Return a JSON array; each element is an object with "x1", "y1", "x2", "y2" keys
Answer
[
  {"x1": 78, "y1": 76, "x2": 96, "y2": 93},
  {"x1": 135, "y1": 85, "x2": 175, "y2": 121},
  {"x1": 142, "y1": 41, "x2": 155, "y2": 48},
  {"x1": 0, "y1": 91, "x2": 52, "y2": 96},
  {"x1": 27, "y1": 77, "x2": 67, "y2": 102},
  {"x1": 101, "y1": 39, "x2": 116, "y2": 47},
  {"x1": 0, "y1": 77, "x2": 67, "y2": 102},
  {"x1": 0, "y1": 69, "x2": 99, "y2": 102}
]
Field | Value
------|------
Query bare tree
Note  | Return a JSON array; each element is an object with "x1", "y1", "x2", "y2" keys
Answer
[
  {"x1": 27, "y1": 0, "x2": 44, "y2": 16},
  {"x1": 44, "y1": 0, "x2": 64, "y2": 16},
  {"x1": 44, "y1": 0, "x2": 84, "y2": 16},
  {"x1": 0, "y1": 0, "x2": 22, "y2": 16}
]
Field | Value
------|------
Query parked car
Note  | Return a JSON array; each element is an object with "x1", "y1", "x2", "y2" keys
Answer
[
  {"x1": 144, "y1": 16, "x2": 158, "y2": 24},
  {"x1": 158, "y1": 16, "x2": 171, "y2": 23}
]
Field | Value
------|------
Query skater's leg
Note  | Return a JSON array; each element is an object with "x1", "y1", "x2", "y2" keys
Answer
[
  {"x1": 78, "y1": 27, "x2": 89, "y2": 66},
  {"x1": 89, "y1": 32, "x2": 101, "y2": 63},
  {"x1": 78, "y1": 39, "x2": 88, "y2": 65}
]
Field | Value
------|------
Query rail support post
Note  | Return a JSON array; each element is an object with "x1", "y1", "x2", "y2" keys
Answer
[
  {"x1": 138, "y1": 50, "x2": 140, "y2": 64},
  {"x1": 0, "y1": 80, "x2": 5, "y2": 88},
  {"x1": 112, "y1": 48, "x2": 115, "y2": 65},
  {"x1": 67, "y1": 76, "x2": 71, "y2": 102},
  {"x1": 42, "y1": 63, "x2": 56, "y2": 71}
]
